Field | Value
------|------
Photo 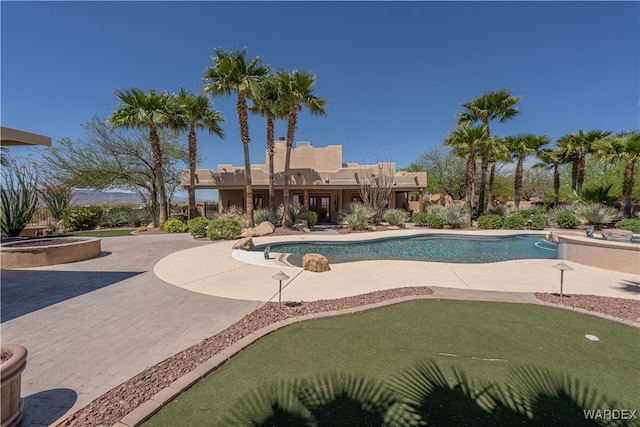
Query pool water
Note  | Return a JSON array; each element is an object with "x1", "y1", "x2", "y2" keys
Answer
[{"x1": 253, "y1": 234, "x2": 558, "y2": 264}]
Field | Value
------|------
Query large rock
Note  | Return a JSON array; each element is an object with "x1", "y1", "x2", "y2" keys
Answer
[
  {"x1": 241, "y1": 227, "x2": 254, "y2": 238},
  {"x1": 232, "y1": 237, "x2": 254, "y2": 250},
  {"x1": 302, "y1": 253, "x2": 330, "y2": 272},
  {"x1": 254, "y1": 221, "x2": 275, "y2": 236},
  {"x1": 548, "y1": 230, "x2": 584, "y2": 243},
  {"x1": 601, "y1": 229, "x2": 633, "y2": 242}
]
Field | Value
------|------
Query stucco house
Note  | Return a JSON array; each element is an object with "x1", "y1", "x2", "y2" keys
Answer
[{"x1": 183, "y1": 141, "x2": 427, "y2": 223}]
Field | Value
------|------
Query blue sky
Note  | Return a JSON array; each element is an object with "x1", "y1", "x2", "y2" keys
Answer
[{"x1": 2, "y1": 1, "x2": 638, "y2": 201}]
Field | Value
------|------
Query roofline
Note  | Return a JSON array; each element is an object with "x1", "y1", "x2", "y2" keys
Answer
[{"x1": 1, "y1": 127, "x2": 52, "y2": 147}]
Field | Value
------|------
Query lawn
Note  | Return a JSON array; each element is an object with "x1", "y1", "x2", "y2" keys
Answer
[
  {"x1": 64, "y1": 228, "x2": 135, "y2": 237},
  {"x1": 144, "y1": 300, "x2": 640, "y2": 426}
]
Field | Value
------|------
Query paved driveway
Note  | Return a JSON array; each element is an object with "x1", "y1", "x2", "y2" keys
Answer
[{"x1": 1, "y1": 233, "x2": 259, "y2": 427}]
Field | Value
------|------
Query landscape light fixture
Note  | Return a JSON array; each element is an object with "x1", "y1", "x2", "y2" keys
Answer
[
  {"x1": 272, "y1": 271, "x2": 290, "y2": 309},
  {"x1": 552, "y1": 262, "x2": 573, "y2": 297}
]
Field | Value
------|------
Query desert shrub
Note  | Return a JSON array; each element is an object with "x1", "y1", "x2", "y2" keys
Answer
[
  {"x1": 424, "y1": 213, "x2": 444, "y2": 229},
  {"x1": 340, "y1": 202, "x2": 374, "y2": 230},
  {"x1": 434, "y1": 205, "x2": 467, "y2": 229},
  {"x1": 486, "y1": 204, "x2": 513, "y2": 218},
  {"x1": 554, "y1": 212, "x2": 580, "y2": 229},
  {"x1": 218, "y1": 206, "x2": 248, "y2": 227},
  {"x1": 125, "y1": 209, "x2": 149, "y2": 227},
  {"x1": 529, "y1": 214, "x2": 547, "y2": 230},
  {"x1": 412, "y1": 213, "x2": 428, "y2": 226},
  {"x1": 277, "y1": 202, "x2": 303, "y2": 223},
  {"x1": 300, "y1": 210, "x2": 318, "y2": 227},
  {"x1": 477, "y1": 214, "x2": 503, "y2": 230},
  {"x1": 101, "y1": 207, "x2": 129, "y2": 228},
  {"x1": 503, "y1": 214, "x2": 526, "y2": 230},
  {"x1": 253, "y1": 209, "x2": 277, "y2": 225},
  {"x1": 1, "y1": 158, "x2": 39, "y2": 237},
  {"x1": 208, "y1": 217, "x2": 243, "y2": 240},
  {"x1": 518, "y1": 209, "x2": 532, "y2": 219},
  {"x1": 187, "y1": 216, "x2": 210, "y2": 238},
  {"x1": 63, "y1": 206, "x2": 104, "y2": 230},
  {"x1": 383, "y1": 209, "x2": 409, "y2": 226},
  {"x1": 163, "y1": 218, "x2": 188, "y2": 233},
  {"x1": 615, "y1": 218, "x2": 640, "y2": 234},
  {"x1": 575, "y1": 203, "x2": 620, "y2": 228},
  {"x1": 38, "y1": 181, "x2": 74, "y2": 221}
]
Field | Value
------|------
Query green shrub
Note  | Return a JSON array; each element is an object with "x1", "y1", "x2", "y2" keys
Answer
[
  {"x1": 486, "y1": 204, "x2": 513, "y2": 218},
  {"x1": 503, "y1": 215, "x2": 526, "y2": 230},
  {"x1": 615, "y1": 218, "x2": 640, "y2": 234},
  {"x1": 125, "y1": 209, "x2": 149, "y2": 227},
  {"x1": 208, "y1": 218, "x2": 243, "y2": 240},
  {"x1": 1, "y1": 158, "x2": 39, "y2": 237},
  {"x1": 554, "y1": 212, "x2": 580, "y2": 229},
  {"x1": 518, "y1": 209, "x2": 532, "y2": 219},
  {"x1": 574, "y1": 203, "x2": 619, "y2": 228},
  {"x1": 187, "y1": 216, "x2": 211, "y2": 238},
  {"x1": 300, "y1": 210, "x2": 318, "y2": 227},
  {"x1": 477, "y1": 214, "x2": 503, "y2": 230},
  {"x1": 340, "y1": 202, "x2": 374, "y2": 230},
  {"x1": 412, "y1": 212, "x2": 429, "y2": 226},
  {"x1": 383, "y1": 209, "x2": 408, "y2": 226},
  {"x1": 277, "y1": 202, "x2": 303, "y2": 224},
  {"x1": 63, "y1": 205, "x2": 104, "y2": 230},
  {"x1": 163, "y1": 218, "x2": 188, "y2": 233},
  {"x1": 529, "y1": 214, "x2": 547, "y2": 230},
  {"x1": 101, "y1": 207, "x2": 129, "y2": 228},
  {"x1": 424, "y1": 213, "x2": 444, "y2": 229},
  {"x1": 253, "y1": 209, "x2": 277, "y2": 225},
  {"x1": 218, "y1": 206, "x2": 248, "y2": 227}
]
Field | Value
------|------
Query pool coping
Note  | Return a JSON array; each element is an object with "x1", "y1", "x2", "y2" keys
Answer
[{"x1": 110, "y1": 288, "x2": 639, "y2": 427}]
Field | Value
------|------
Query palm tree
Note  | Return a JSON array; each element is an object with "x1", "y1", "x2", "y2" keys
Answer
[
  {"x1": 594, "y1": 130, "x2": 640, "y2": 218},
  {"x1": 485, "y1": 138, "x2": 511, "y2": 211},
  {"x1": 203, "y1": 47, "x2": 270, "y2": 227},
  {"x1": 556, "y1": 130, "x2": 611, "y2": 198},
  {"x1": 275, "y1": 70, "x2": 327, "y2": 226},
  {"x1": 505, "y1": 134, "x2": 550, "y2": 211},
  {"x1": 177, "y1": 89, "x2": 225, "y2": 219},
  {"x1": 534, "y1": 148, "x2": 562, "y2": 208},
  {"x1": 249, "y1": 75, "x2": 285, "y2": 213},
  {"x1": 109, "y1": 88, "x2": 179, "y2": 229},
  {"x1": 456, "y1": 89, "x2": 521, "y2": 215},
  {"x1": 444, "y1": 125, "x2": 489, "y2": 226}
]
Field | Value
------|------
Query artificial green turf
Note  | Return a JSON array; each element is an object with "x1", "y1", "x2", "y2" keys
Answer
[
  {"x1": 64, "y1": 228, "x2": 135, "y2": 237},
  {"x1": 143, "y1": 300, "x2": 640, "y2": 426}
]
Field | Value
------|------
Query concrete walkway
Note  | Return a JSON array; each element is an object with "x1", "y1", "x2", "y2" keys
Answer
[
  {"x1": 1, "y1": 234, "x2": 260, "y2": 427},
  {"x1": 2, "y1": 229, "x2": 638, "y2": 427}
]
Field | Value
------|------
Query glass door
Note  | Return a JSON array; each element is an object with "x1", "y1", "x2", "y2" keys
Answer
[{"x1": 309, "y1": 195, "x2": 331, "y2": 223}]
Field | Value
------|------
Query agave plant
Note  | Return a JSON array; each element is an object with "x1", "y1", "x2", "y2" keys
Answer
[
  {"x1": 574, "y1": 203, "x2": 620, "y2": 228},
  {"x1": 383, "y1": 208, "x2": 409, "y2": 226},
  {"x1": 485, "y1": 204, "x2": 514, "y2": 218},
  {"x1": 432, "y1": 204, "x2": 468, "y2": 228},
  {"x1": 277, "y1": 202, "x2": 302, "y2": 224},
  {"x1": 339, "y1": 202, "x2": 374, "y2": 230}
]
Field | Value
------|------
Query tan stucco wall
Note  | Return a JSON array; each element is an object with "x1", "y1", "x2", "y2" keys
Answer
[
  {"x1": 1, "y1": 238, "x2": 101, "y2": 268},
  {"x1": 558, "y1": 235, "x2": 640, "y2": 275}
]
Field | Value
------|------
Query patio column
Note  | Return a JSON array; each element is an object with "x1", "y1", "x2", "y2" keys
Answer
[
  {"x1": 303, "y1": 188, "x2": 309, "y2": 210},
  {"x1": 418, "y1": 191, "x2": 423, "y2": 213}
]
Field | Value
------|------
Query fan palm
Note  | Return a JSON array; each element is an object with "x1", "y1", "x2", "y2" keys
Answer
[
  {"x1": 177, "y1": 89, "x2": 225, "y2": 219},
  {"x1": 203, "y1": 47, "x2": 270, "y2": 227},
  {"x1": 485, "y1": 137, "x2": 510, "y2": 211},
  {"x1": 444, "y1": 125, "x2": 489, "y2": 226},
  {"x1": 505, "y1": 133, "x2": 550, "y2": 211},
  {"x1": 249, "y1": 74, "x2": 286, "y2": 213},
  {"x1": 109, "y1": 88, "x2": 179, "y2": 229},
  {"x1": 456, "y1": 89, "x2": 521, "y2": 215},
  {"x1": 556, "y1": 130, "x2": 611, "y2": 198},
  {"x1": 534, "y1": 148, "x2": 562, "y2": 208},
  {"x1": 594, "y1": 130, "x2": 640, "y2": 218},
  {"x1": 275, "y1": 70, "x2": 327, "y2": 226}
]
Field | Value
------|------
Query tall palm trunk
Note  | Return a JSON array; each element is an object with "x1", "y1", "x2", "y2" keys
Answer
[
  {"x1": 266, "y1": 116, "x2": 276, "y2": 213},
  {"x1": 464, "y1": 152, "x2": 475, "y2": 226},
  {"x1": 553, "y1": 164, "x2": 560, "y2": 208},
  {"x1": 571, "y1": 155, "x2": 579, "y2": 191},
  {"x1": 282, "y1": 105, "x2": 299, "y2": 227},
  {"x1": 188, "y1": 125, "x2": 197, "y2": 219},
  {"x1": 575, "y1": 153, "x2": 586, "y2": 198},
  {"x1": 622, "y1": 161, "x2": 635, "y2": 218},
  {"x1": 486, "y1": 163, "x2": 496, "y2": 210},
  {"x1": 149, "y1": 126, "x2": 168, "y2": 228},
  {"x1": 477, "y1": 152, "x2": 489, "y2": 215},
  {"x1": 513, "y1": 155, "x2": 524, "y2": 211},
  {"x1": 237, "y1": 93, "x2": 255, "y2": 227}
]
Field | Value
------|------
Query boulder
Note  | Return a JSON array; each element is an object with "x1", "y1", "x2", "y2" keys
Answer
[
  {"x1": 302, "y1": 253, "x2": 330, "y2": 272},
  {"x1": 233, "y1": 237, "x2": 254, "y2": 250},
  {"x1": 241, "y1": 227, "x2": 255, "y2": 238},
  {"x1": 548, "y1": 231, "x2": 583, "y2": 243},
  {"x1": 254, "y1": 221, "x2": 275, "y2": 236},
  {"x1": 601, "y1": 229, "x2": 633, "y2": 242}
]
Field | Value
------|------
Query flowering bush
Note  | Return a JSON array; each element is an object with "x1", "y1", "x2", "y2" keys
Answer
[
  {"x1": 38, "y1": 181, "x2": 74, "y2": 221},
  {"x1": 63, "y1": 206, "x2": 104, "y2": 230}
]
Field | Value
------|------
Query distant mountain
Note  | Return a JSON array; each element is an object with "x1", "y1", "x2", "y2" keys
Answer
[{"x1": 71, "y1": 190, "x2": 188, "y2": 206}]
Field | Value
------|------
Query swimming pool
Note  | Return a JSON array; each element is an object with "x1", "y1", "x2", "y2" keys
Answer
[{"x1": 253, "y1": 234, "x2": 558, "y2": 265}]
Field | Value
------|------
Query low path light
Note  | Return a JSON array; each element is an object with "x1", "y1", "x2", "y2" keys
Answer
[
  {"x1": 272, "y1": 271, "x2": 290, "y2": 309},
  {"x1": 552, "y1": 262, "x2": 573, "y2": 297}
]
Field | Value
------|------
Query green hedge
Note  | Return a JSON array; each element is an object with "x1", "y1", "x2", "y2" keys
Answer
[
  {"x1": 163, "y1": 218, "x2": 188, "y2": 233},
  {"x1": 412, "y1": 213, "x2": 444, "y2": 229},
  {"x1": 187, "y1": 216, "x2": 211, "y2": 238},
  {"x1": 555, "y1": 212, "x2": 580, "y2": 229},
  {"x1": 208, "y1": 218, "x2": 243, "y2": 240},
  {"x1": 300, "y1": 210, "x2": 318, "y2": 227},
  {"x1": 615, "y1": 218, "x2": 640, "y2": 234},
  {"x1": 529, "y1": 214, "x2": 547, "y2": 230},
  {"x1": 503, "y1": 215, "x2": 526, "y2": 230},
  {"x1": 477, "y1": 214, "x2": 502, "y2": 230}
]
